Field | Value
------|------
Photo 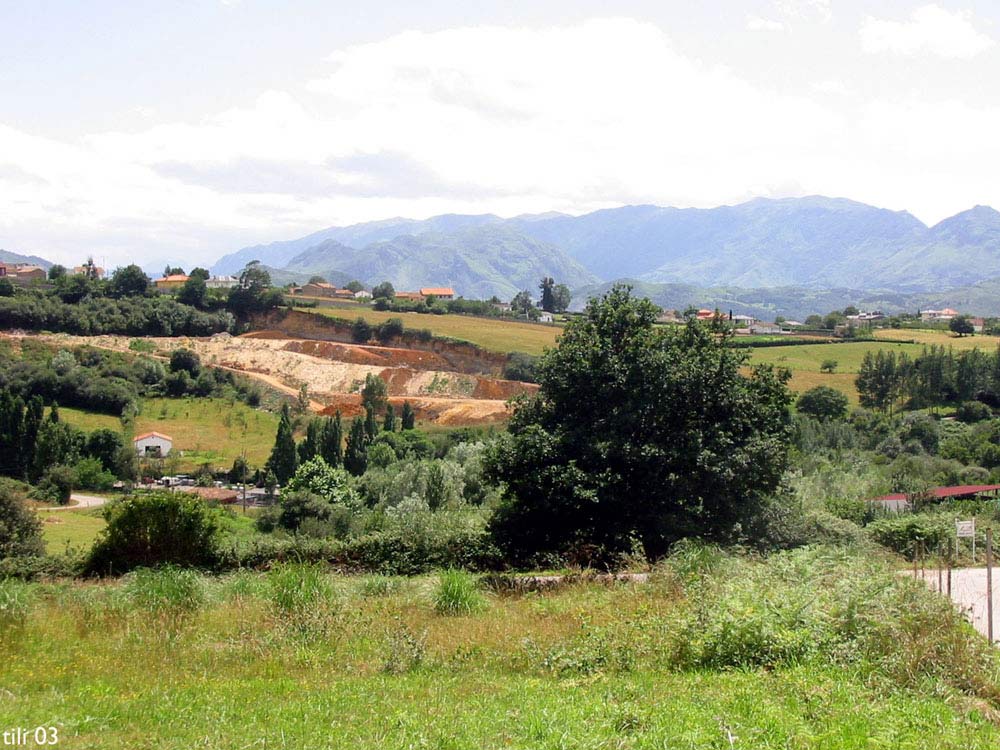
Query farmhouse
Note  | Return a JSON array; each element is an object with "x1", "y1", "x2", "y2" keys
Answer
[
  {"x1": 867, "y1": 484, "x2": 1000, "y2": 512},
  {"x1": 72, "y1": 264, "x2": 105, "y2": 278},
  {"x1": 298, "y1": 283, "x2": 356, "y2": 299},
  {"x1": 155, "y1": 274, "x2": 189, "y2": 290},
  {"x1": 394, "y1": 291, "x2": 424, "y2": 302},
  {"x1": 134, "y1": 431, "x2": 173, "y2": 458},
  {"x1": 205, "y1": 275, "x2": 238, "y2": 289},
  {"x1": 920, "y1": 308, "x2": 959, "y2": 322},
  {"x1": 420, "y1": 287, "x2": 455, "y2": 300},
  {"x1": 353, "y1": 289, "x2": 372, "y2": 299},
  {"x1": 1, "y1": 264, "x2": 46, "y2": 283},
  {"x1": 695, "y1": 308, "x2": 716, "y2": 321}
]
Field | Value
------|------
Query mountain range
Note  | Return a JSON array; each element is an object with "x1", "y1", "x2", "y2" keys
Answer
[
  {"x1": 0, "y1": 249, "x2": 53, "y2": 269},
  {"x1": 211, "y1": 197, "x2": 1000, "y2": 307}
]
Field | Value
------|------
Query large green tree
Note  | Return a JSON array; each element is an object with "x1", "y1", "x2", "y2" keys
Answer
[
  {"x1": 485, "y1": 285, "x2": 792, "y2": 564},
  {"x1": 266, "y1": 403, "x2": 298, "y2": 484}
]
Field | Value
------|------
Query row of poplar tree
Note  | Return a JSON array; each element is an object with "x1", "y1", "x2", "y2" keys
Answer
[{"x1": 264, "y1": 374, "x2": 415, "y2": 484}]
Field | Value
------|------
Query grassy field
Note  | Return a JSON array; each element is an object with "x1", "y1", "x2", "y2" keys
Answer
[
  {"x1": 306, "y1": 304, "x2": 562, "y2": 355},
  {"x1": 36, "y1": 508, "x2": 107, "y2": 554},
  {"x1": 58, "y1": 397, "x2": 281, "y2": 472},
  {"x1": 1, "y1": 549, "x2": 998, "y2": 748},
  {"x1": 749, "y1": 328, "x2": 1000, "y2": 403}
]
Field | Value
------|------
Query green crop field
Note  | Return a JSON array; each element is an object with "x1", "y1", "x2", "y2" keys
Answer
[
  {"x1": 748, "y1": 328, "x2": 1000, "y2": 403},
  {"x1": 306, "y1": 304, "x2": 562, "y2": 355},
  {"x1": 58, "y1": 397, "x2": 281, "y2": 473},
  {"x1": 1, "y1": 550, "x2": 998, "y2": 748}
]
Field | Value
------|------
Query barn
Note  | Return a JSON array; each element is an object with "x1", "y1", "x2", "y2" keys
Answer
[{"x1": 134, "y1": 431, "x2": 173, "y2": 458}]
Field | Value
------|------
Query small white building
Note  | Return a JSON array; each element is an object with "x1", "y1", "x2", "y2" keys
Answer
[
  {"x1": 353, "y1": 289, "x2": 372, "y2": 299},
  {"x1": 205, "y1": 275, "x2": 238, "y2": 289},
  {"x1": 134, "y1": 431, "x2": 173, "y2": 458},
  {"x1": 538, "y1": 312, "x2": 554, "y2": 323}
]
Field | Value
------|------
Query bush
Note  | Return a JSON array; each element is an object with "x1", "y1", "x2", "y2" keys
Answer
[
  {"x1": 504, "y1": 352, "x2": 538, "y2": 383},
  {"x1": 85, "y1": 492, "x2": 220, "y2": 575},
  {"x1": 956, "y1": 400, "x2": 992, "y2": 423},
  {"x1": 796, "y1": 386, "x2": 848, "y2": 421},
  {"x1": 375, "y1": 317, "x2": 404, "y2": 343},
  {"x1": 35, "y1": 465, "x2": 77, "y2": 504},
  {"x1": 866, "y1": 513, "x2": 951, "y2": 558},
  {"x1": 434, "y1": 568, "x2": 487, "y2": 615},
  {"x1": 351, "y1": 317, "x2": 372, "y2": 343},
  {"x1": 73, "y1": 456, "x2": 115, "y2": 491},
  {"x1": 0, "y1": 480, "x2": 44, "y2": 558},
  {"x1": 169, "y1": 348, "x2": 201, "y2": 376}
]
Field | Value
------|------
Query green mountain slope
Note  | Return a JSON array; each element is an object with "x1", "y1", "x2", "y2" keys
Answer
[{"x1": 283, "y1": 225, "x2": 598, "y2": 299}]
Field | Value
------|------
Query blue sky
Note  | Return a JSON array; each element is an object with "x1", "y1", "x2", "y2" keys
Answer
[{"x1": 2, "y1": 1, "x2": 1000, "y2": 268}]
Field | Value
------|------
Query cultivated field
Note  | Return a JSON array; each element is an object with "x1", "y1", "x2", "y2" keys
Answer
[
  {"x1": 749, "y1": 328, "x2": 1000, "y2": 403},
  {"x1": 306, "y1": 304, "x2": 561, "y2": 355}
]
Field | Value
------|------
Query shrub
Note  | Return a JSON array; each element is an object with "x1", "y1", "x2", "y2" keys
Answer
[
  {"x1": 85, "y1": 492, "x2": 220, "y2": 574},
  {"x1": 169, "y1": 348, "x2": 201, "y2": 375},
  {"x1": 504, "y1": 352, "x2": 538, "y2": 383},
  {"x1": 866, "y1": 514, "x2": 951, "y2": 558},
  {"x1": 434, "y1": 568, "x2": 487, "y2": 615},
  {"x1": 796, "y1": 386, "x2": 848, "y2": 421},
  {"x1": 375, "y1": 317, "x2": 404, "y2": 343},
  {"x1": 35, "y1": 465, "x2": 77, "y2": 504},
  {"x1": 0, "y1": 480, "x2": 44, "y2": 558},
  {"x1": 73, "y1": 456, "x2": 115, "y2": 491},
  {"x1": 351, "y1": 317, "x2": 372, "y2": 343},
  {"x1": 956, "y1": 400, "x2": 992, "y2": 423}
]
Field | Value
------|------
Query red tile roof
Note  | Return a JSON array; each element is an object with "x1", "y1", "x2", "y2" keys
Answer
[
  {"x1": 420, "y1": 287, "x2": 455, "y2": 296},
  {"x1": 134, "y1": 431, "x2": 173, "y2": 442},
  {"x1": 868, "y1": 484, "x2": 1000, "y2": 503}
]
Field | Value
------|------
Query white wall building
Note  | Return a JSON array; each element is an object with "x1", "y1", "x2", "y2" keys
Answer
[{"x1": 134, "y1": 431, "x2": 173, "y2": 458}]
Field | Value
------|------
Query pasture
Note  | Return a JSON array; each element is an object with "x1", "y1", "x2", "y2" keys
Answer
[
  {"x1": 307, "y1": 304, "x2": 561, "y2": 355},
  {"x1": 36, "y1": 508, "x2": 107, "y2": 554},
  {"x1": 1, "y1": 550, "x2": 998, "y2": 748},
  {"x1": 749, "y1": 328, "x2": 1000, "y2": 403},
  {"x1": 58, "y1": 397, "x2": 281, "y2": 473}
]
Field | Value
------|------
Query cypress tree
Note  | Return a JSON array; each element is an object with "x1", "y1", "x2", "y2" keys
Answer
[
  {"x1": 364, "y1": 403, "x2": 379, "y2": 443},
  {"x1": 401, "y1": 401, "x2": 415, "y2": 430},
  {"x1": 320, "y1": 412, "x2": 343, "y2": 467},
  {"x1": 266, "y1": 403, "x2": 298, "y2": 484},
  {"x1": 0, "y1": 392, "x2": 24, "y2": 477},
  {"x1": 383, "y1": 403, "x2": 396, "y2": 433},
  {"x1": 298, "y1": 418, "x2": 320, "y2": 464},
  {"x1": 344, "y1": 416, "x2": 368, "y2": 476},
  {"x1": 19, "y1": 396, "x2": 43, "y2": 478}
]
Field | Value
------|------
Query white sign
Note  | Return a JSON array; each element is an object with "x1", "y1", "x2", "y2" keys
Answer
[{"x1": 957, "y1": 520, "x2": 976, "y2": 538}]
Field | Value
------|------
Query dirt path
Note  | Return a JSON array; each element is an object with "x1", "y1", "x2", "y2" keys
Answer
[
  {"x1": 37, "y1": 493, "x2": 108, "y2": 511},
  {"x1": 911, "y1": 567, "x2": 1000, "y2": 642}
]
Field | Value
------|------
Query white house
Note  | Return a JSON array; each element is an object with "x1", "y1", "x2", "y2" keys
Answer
[
  {"x1": 134, "y1": 431, "x2": 173, "y2": 458},
  {"x1": 353, "y1": 290, "x2": 372, "y2": 299},
  {"x1": 205, "y1": 275, "x2": 238, "y2": 289},
  {"x1": 538, "y1": 312, "x2": 554, "y2": 323}
]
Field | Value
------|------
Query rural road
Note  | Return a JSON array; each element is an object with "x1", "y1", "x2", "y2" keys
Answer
[
  {"x1": 912, "y1": 567, "x2": 1000, "y2": 642},
  {"x1": 38, "y1": 493, "x2": 109, "y2": 511}
]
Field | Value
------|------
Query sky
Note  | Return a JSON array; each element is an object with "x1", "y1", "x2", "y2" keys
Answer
[{"x1": 2, "y1": 0, "x2": 1000, "y2": 269}]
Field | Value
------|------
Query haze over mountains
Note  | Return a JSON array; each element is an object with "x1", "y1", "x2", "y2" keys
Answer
[{"x1": 211, "y1": 196, "x2": 1000, "y2": 311}]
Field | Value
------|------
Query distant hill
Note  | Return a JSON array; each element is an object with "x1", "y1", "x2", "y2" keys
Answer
[
  {"x1": 281, "y1": 225, "x2": 598, "y2": 299},
  {"x1": 211, "y1": 195, "x2": 1000, "y2": 301},
  {"x1": 0, "y1": 249, "x2": 53, "y2": 269},
  {"x1": 574, "y1": 277, "x2": 1000, "y2": 320}
]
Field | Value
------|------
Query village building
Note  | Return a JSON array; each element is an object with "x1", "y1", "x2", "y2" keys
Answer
[
  {"x1": 394, "y1": 291, "x2": 425, "y2": 302},
  {"x1": 920, "y1": 308, "x2": 959, "y2": 322},
  {"x1": 419, "y1": 287, "x2": 455, "y2": 300},
  {"x1": 155, "y1": 274, "x2": 190, "y2": 291},
  {"x1": 205, "y1": 275, "x2": 238, "y2": 289},
  {"x1": 1, "y1": 264, "x2": 46, "y2": 283},
  {"x1": 134, "y1": 431, "x2": 173, "y2": 458},
  {"x1": 72, "y1": 265, "x2": 105, "y2": 279},
  {"x1": 353, "y1": 289, "x2": 372, "y2": 299}
]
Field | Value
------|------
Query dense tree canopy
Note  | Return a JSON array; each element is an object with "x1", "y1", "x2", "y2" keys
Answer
[{"x1": 485, "y1": 285, "x2": 792, "y2": 564}]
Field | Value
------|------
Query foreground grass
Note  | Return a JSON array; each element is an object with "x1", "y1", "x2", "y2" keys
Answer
[
  {"x1": 307, "y1": 304, "x2": 562, "y2": 355},
  {"x1": 2, "y1": 548, "x2": 999, "y2": 748},
  {"x1": 58, "y1": 397, "x2": 280, "y2": 472}
]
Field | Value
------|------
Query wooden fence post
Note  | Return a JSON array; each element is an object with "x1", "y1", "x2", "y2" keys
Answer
[{"x1": 987, "y1": 528, "x2": 994, "y2": 644}]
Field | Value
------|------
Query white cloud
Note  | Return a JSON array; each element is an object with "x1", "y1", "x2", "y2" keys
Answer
[
  {"x1": 0, "y1": 16, "x2": 999, "y2": 266},
  {"x1": 860, "y1": 4, "x2": 994, "y2": 59},
  {"x1": 774, "y1": 0, "x2": 832, "y2": 24},
  {"x1": 747, "y1": 16, "x2": 787, "y2": 32}
]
